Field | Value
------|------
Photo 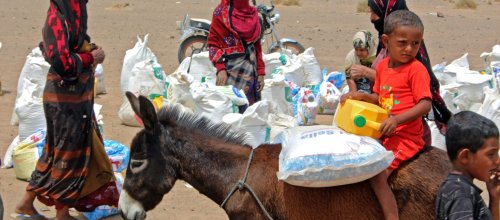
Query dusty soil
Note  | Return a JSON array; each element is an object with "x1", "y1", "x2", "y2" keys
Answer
[{"x1": 1, "y1": 0, "x2": 499, "y2": 219}]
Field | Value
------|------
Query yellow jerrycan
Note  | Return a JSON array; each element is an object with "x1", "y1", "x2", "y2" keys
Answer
[{"x1": 334, "y1": 99, "x2": 389, "y2": 139}]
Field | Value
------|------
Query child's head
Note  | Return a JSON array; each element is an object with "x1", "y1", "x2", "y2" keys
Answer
[
  {"x1": 352, "y1": 30, "x2": 375, "y2": 60},
  {"x1": 381, "y1": 10, "x2": 424, "y2": 66},
  {"x1": 446, "y1": 111, "x2": 500, "y2": 182}
]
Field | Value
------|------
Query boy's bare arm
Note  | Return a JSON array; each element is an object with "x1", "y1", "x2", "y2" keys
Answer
[
  {"x1": 340, "y1": 91, "x2": 379, "y2": 105},
  {"x1": 379, "y1": 98, "x2": 431, "y2": 136},
  {"x1": 347, "y1": 79, "x2": 357, "y2": 93}
]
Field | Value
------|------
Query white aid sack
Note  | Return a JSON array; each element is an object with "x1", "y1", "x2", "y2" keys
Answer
[
  {"x1": 120, "y1": 34, "x2": 157, "y2": 94},
  {"x1": 261, "y1": 76, "x2": 294, "y2": 116},
  {"x1": 119, "y1": 60, "x2": 168, "y2": 127},
  {"x1": 181, "y1": 51, "x2": 217, "y2": 85},
  {"x1": 268, "y1": 113, "x2": 297, "y2": 143},
  {"x1": 263, "y1": 50, "x2": 296, "y2": 78},
  {"x1": 272, "y1": 55, "x2": 305, "y2": 86},
  {"x1": 191, "y1": 84, "x2": 246, "y2": 123},
  {"x1": 16, "y1": 79, "x2": 46, "y2": 140},
  {"x1": 95, "y1": 64, "x2": 107, "y2": 95},
  {"x1": 478, "y1": 87, "x2": 500, "y2": 130},
  {"x1": 427, "y1": 121, "x2": 446, "y2": 151},
  {"x1": 276, "y1": 126, "x2": 394, "y2": 187},
  {"x1": 2, "y1": 136, "x2": 20, "y2": 168},
  {"x1": 298, "y1": 47, "x2": 322, "y2": 86},
  {"x1": 11, "y1": 47, "x2": 50, "y2": 126},
  {"x1": 223, "y1": 100, "x2": 275, "y2": 148},
  {"x1": 167, "y1": 68, "x2": 196, "y2": 111}
]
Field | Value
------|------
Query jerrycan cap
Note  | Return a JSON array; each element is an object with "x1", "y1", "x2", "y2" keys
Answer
[{"x1": 353, "y1": 115, "x2": 366, "y2": 128}]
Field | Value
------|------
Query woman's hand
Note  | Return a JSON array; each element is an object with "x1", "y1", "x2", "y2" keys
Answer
[
  {"x1": 350, "y1": 64, "x2": 375, "y2": 81},
  {"x1": 91, "y1": 46, "x2": 105, "y2": 65},
  {"x1": 216, "y1": 70, "x2": 228, "y2": 86},
  {"x1": 257, "y1": 75, "x2": 265, "y2": 92}
]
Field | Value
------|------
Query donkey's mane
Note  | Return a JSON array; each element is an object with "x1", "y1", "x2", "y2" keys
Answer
[{"x1": 157, "y1": 104, "x2": 250, "y2": 146}]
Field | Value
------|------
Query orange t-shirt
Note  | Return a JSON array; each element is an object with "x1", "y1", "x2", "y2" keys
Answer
[{"x1": 373, "y1": 57, "x2": 431, "y2": 169}]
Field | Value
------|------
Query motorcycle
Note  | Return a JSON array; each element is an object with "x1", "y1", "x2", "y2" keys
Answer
[{"x1": 177, "y1": 0, "x2": 305, "y2": 63}]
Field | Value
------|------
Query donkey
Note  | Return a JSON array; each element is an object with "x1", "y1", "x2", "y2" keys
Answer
[{"x1": 119, "y1": 92, "x2": 451, "y2": 220}]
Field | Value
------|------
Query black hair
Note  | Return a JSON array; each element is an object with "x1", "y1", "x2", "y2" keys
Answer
[
  {"x1": 445, "y1": 111, "x2": 499, "y2": 161},
  {"x1": 383, "y1": 10, "x2": 424, "y2": 35}
]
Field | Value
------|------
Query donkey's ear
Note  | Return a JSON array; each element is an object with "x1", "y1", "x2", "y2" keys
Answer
[
  {"x1": 126, "y1": 91, "x2": 142, "y2": 118},
  {"x1": 138, "y1": 95, "x2": 160, "y2": 133}
]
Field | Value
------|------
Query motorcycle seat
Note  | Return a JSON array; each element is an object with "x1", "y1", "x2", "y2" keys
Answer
[{"x1": 190, "y1": 18, "x2": 211, "y2": 31}]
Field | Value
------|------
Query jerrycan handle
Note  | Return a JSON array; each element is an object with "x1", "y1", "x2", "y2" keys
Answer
[{"x1": 353, "y1": 115, "x2": 381, "y2": 130}]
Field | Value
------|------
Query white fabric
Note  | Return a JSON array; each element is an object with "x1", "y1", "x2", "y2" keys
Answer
[
  {"x1": 261, "y1": 76, "x2": 294, "y2": 116},
  {"x1": 95, "y1": 64, "x2": 107, "y2": 95},
  {"x1": 180, "y1": 51, "x2": 217, "y2": 85}
]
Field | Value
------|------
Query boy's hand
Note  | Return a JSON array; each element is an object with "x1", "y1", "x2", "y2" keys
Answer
[
  {"x1": 379, "y1": 117, "x2": 398, "y2": 136},
  {"x1": 340, "y1": 91, "x2": 360, "y2": 105},
  {"x1": 487, "y1": 170, "x2": 500, "y2": 200}
]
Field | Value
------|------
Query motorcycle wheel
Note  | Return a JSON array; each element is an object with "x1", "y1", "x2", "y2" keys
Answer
[
  {"x1": 268, "y1": 41, "x2": 305, "y2": 55},
  {"x1": 177, "y1": 35, "x2": 208, "y2": 63}
]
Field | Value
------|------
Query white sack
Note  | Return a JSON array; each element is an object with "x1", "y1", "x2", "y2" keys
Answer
[
  {"x1": 11, "y1": 47, "x2": 50, "y2": 125},
  {"x1": 2, "y1": 136, "x2": 20, "y2": 168},
  {"x1": 276, "y1": 126, "x2": 394, "y2": 187},
  {"x1": 298, "y1": 47, "x2": 322, "y2": 86},
  {"x1": 181, "y1": 51, "x2": 217, "y2": 85},
  {"x1": 120, "y1": 34, "x2": 156, "y2": 94},
  {"x1": 95, "y1": 64, "x2": 107, "y2": 95},
  {"x1": 16, "y1": 79, "x2": 46, "y2": 140},
  {"x1": 261, "y1": 76, "x2": 294, "y2": 116}
]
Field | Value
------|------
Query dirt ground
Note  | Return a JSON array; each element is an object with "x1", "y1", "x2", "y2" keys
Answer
[{"x1": 1, "y1": 0, "x2": 499, "y2": 219}]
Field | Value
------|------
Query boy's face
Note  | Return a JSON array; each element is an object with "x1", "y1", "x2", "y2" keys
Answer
[
  {"x1": 355, "y1": 48, "x2": 369, "y2": 60},
  {"x1": 381, "y1": 25, "x2": 423, "y2": 67},
  {"x1": 467, "y1": 137, "x2": 500, "y2": 182}
]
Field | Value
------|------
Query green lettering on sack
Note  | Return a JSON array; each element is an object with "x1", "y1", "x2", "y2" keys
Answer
[
  {"x1": 153, "y1": 67, "x2": 164, "y2": 80},
  {"x1": 285, "y1": 87, "x2": 293, "y2": 102}
]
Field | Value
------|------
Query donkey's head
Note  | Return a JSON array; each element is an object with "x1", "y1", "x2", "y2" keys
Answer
[{"x1": 119, "y1": 92, "x2": 178, "y2": 220}]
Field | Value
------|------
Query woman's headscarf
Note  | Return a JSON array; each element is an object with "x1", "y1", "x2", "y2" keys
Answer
[
  {"x1": 353, "y1": 30, "x2": 376, "y2": 58},
  {"x1": 225, "y1": 0, "x2": 261, "y2": 43},
  {"x1": 368, "y1": 0, "x2": 408, "y2": 54},
  {"x1": 368, "y1": 0, "x2": 452, "y2": 127}
]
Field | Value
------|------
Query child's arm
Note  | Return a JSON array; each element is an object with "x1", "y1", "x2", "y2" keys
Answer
[
  {"x1": 347, "y1": 79, "x2": 357, "y2": 93},
  {"x1": 379, "y1": 98, "x2": 431, "y2": 136},
  {"x1": 340, "y1": 91, "x2": 378, "y2": 105}
]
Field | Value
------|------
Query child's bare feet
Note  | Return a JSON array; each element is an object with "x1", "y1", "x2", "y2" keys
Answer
[{"x1": 14, "y1": 191, "x2": 47, "y2": 220}]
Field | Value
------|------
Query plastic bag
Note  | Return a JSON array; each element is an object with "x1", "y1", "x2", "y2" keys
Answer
[
  {"x1": 104, "y1": 140, "x2": 130, "y2": 172},
  {"x1": 276, "y1": 126, "x2": 394, "y2": 187},
  {"x1": 12, "y1": 129, "x2": 46, "y2": 181}
]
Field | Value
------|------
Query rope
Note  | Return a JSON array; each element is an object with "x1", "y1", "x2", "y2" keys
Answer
[{"x1": 220, "y1": 148, "x2": 274, "y2": 220}]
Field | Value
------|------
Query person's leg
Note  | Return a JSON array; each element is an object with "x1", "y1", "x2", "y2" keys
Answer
[
  {"x1": 55, "y1": 206, "x2": 77, "y2": 220},
  {"x1": 15, "y1": 191, "x2": 36, "y2": 214},
  {"x1": 370, "y1": 169, "x2": 398, "y2": 220}
]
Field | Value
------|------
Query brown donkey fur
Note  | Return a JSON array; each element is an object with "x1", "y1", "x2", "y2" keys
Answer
[{"x1": 120, "y1": 92, "x2": 451, "y2": 220}]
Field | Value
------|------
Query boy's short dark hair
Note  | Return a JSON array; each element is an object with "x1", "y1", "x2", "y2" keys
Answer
[
  {"x1": 445, "y1": 111, "x2": 499, "y2": 161},
  {"x1": 384, "y1": 10, "x2": 424, "y2": 35}
]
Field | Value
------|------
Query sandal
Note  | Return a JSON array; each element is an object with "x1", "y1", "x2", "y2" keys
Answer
[{"x1": 10, "y1": 213, "x2": 48, "y2": 220}]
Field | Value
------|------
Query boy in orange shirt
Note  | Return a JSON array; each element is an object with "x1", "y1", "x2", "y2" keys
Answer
[{"x1": 340, "y1": 10, "x2": 431, "y2": 219}]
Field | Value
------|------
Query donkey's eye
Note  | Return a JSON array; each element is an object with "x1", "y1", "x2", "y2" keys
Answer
[
  {"x1": 131, "y1": 161, "x2": 144, "y2": 168},
  {"x1": 129, "y1": 158, "x2": 149, "y2": 174}
]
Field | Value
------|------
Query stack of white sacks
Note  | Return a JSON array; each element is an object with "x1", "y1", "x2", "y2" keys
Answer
[{"x1": 431, "y1": 45, "x2": 500, "y2": 151}]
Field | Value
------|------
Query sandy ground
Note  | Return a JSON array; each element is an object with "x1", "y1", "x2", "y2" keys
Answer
[{"x1": 1, "y1": 0, "x2": 499, "y2": 219}]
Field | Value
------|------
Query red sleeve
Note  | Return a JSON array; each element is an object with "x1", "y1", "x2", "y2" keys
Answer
[
  {"x1": 409, "y1": 60, "x2": 432, "y2": 103},
  {"x1": 254, "y1": 40, "x2": 265, "y2": 76},
  {"x1": 208, "y1": 4, "x2": 226, "y2": 68},
  {"x1": 43, "y1": 2, "x2": 86, "y2": 79},
  {"x1": 78, "y1": 52, "x2": 94, "y2": 68}
]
